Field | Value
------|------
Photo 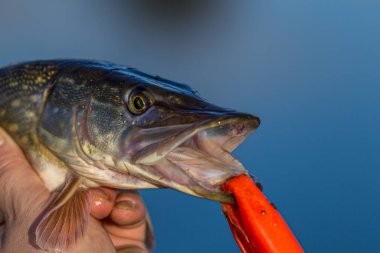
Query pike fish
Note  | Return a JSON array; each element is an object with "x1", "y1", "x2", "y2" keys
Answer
[{"x1": 0, "y1": 60, "x2": 260, "y2": 252}]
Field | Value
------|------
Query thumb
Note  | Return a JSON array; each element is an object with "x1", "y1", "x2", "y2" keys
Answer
[{"x1": 0, "y1": 128, "x2": 47, "y2": 220}]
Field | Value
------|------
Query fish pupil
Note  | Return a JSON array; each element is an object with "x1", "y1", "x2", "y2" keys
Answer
[{"x1": 133, "y1": 96, "x2": 145, "y2": 111}]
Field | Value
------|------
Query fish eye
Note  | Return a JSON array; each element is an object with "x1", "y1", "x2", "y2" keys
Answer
[{"x1": 128, "y1": 93, "x2": 150, "y2": 114}]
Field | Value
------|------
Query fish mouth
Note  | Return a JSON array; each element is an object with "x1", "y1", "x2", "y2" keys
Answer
[{"x1": 123, "y1": 114, "x2": 260, "y2": 203}]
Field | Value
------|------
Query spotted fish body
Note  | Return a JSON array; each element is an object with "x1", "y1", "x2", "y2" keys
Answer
[
  {"x1": 0, "y1": 62, "x2": 56, "y2": 149},
  {"x1": 0, "y1": 60, "x2": 260, "y2": 252}
]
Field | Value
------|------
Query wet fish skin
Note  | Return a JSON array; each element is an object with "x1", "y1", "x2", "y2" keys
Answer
[{"x1": 0, "y1": 60, "x2": 260, "y2": 252}]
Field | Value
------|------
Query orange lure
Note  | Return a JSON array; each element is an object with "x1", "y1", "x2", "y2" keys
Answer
[{"x1": 221, "y1": 175, "x2": 304, "y2": 253}]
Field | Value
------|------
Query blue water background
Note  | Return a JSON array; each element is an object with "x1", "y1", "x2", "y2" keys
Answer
[{"x1": 0, "y1": 1, "x2": 379, "y2": 252}]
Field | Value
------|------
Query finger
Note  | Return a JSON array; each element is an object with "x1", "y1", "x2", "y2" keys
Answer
[
  {"x1": 106, "y1": 223, "x2": 147, "y2": 251},
  {"x1": 103, "y1": 191, "x2": 148, "y2": 248},
  {"x1": 110, "y1": 191, "x2": 147, "y2": 227},
  {"x1": 144, "y1": 214, "x2": 155, "y2": 250},
  {"x1": 0, "y1": 128, "x2": 47, "y2": 218},
  {"x1": 89, "y1": 187, "x2": 117, "y2": 219}
]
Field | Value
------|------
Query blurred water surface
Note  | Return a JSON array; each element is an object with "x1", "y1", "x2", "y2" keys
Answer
[{"x1": 1, "y1": 1, "x2": 379, "y2": 252}]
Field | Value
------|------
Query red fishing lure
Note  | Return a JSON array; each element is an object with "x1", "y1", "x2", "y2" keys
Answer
[{"x1": 221, "y1": 175, "x2": 304, "y2": 253}]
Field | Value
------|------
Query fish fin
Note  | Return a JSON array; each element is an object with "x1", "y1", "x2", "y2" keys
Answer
[{"x1": 35, "y1": 175, "x2": 90, "y2": 252}]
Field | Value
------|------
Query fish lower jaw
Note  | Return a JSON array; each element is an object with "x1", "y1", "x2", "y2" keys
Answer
[{"x1": 130, "y1": 134, "x2": 248, "y2": 202}]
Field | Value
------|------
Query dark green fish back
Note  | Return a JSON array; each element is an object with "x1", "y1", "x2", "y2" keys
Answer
[{"x1": 0, "y1": 62, "x2": 59, "y2": 143}]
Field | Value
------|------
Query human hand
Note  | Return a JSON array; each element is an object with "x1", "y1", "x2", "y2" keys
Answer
[{"x1": 0, "y1": 128, "x2": 154, "y2": 253}]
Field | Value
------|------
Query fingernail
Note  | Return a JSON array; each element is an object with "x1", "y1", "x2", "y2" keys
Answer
[
  {"x1": 116, "y1": 199, "x2": 136, "y2": 210},
  {"x1": 94, "y1": 190, "x2": 110, "y2": 201}
]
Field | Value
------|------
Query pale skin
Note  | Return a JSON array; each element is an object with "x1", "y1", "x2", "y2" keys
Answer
[{"x1": 0, "y1": 128, "x2": 151, "y2": 253}]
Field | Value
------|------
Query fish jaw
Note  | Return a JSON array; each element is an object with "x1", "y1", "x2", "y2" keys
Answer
[{"x1": 121, "y1": 113, "x2": 260, "y2": 203}]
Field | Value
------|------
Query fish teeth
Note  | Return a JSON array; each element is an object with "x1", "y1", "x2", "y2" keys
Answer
[{"x1": 194, "y1": 130, "x2": 246, "y2": 171}]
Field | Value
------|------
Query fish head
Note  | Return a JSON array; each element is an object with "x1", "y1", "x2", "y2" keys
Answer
[{"x1": 76, "y1": 68, "x2": 260, "y2": 203}]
